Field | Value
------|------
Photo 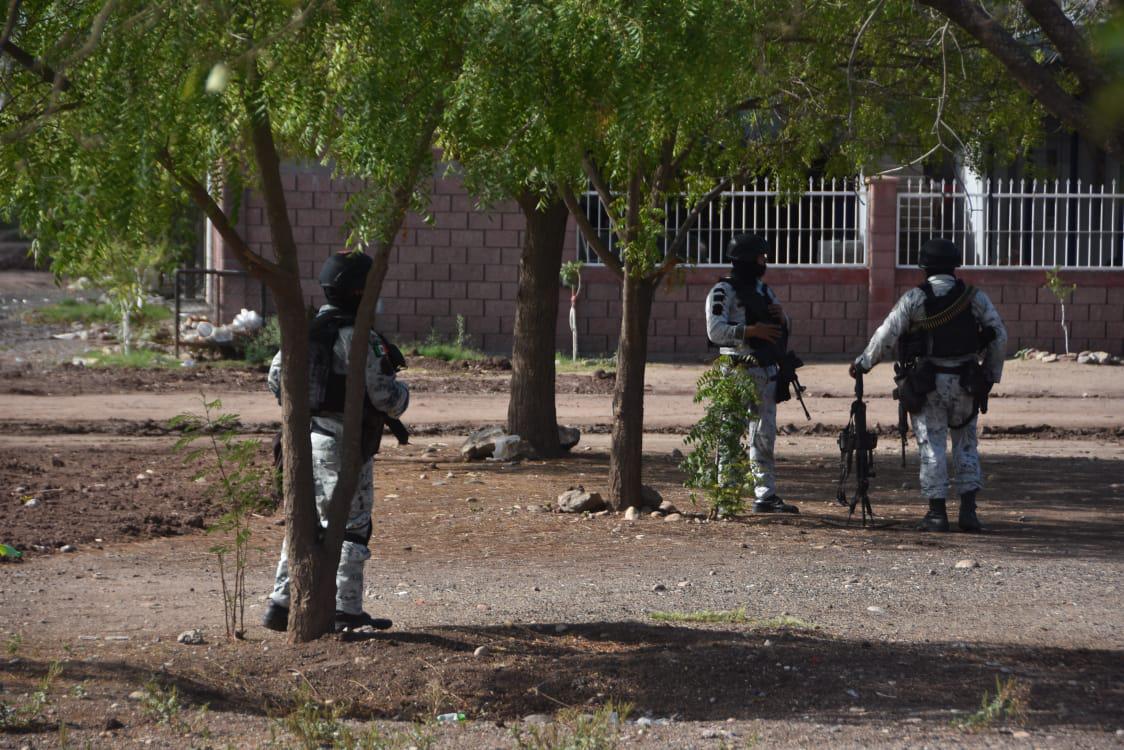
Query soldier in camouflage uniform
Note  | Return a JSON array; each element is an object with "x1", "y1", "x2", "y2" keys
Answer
[
  {"x1": 262, "y1": 252, "x2": 410, "y2": 633},
  {"x1": 705, "y1": 234, "x2": 799, "y2": 514},
  {"x1": 850, "y1": 238, "x2": 1006, "y2": 532}
]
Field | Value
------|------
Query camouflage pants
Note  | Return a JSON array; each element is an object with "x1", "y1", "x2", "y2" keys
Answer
[
  {"x1": 910, "y1": 373, "x2": 982, "y2": 500},
  {"x1": 269, "y1": 422, "x2": 374, "y2": 615},
  {"x1": 745, "y1": 365, "x2": 779, "y2": 501}
]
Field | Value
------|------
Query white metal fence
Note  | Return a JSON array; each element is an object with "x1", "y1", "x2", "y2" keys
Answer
[
  {"x1": 897, "y1": 178, "x2": 1124, "y2": 269},
  {"x1": 577, "y1": 178, "x2": 867, "y2": 267}
]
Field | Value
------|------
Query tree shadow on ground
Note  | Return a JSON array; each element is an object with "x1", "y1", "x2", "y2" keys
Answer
[{"x1": 6, "y1": 622, "x2": 1118, "y2": 729}]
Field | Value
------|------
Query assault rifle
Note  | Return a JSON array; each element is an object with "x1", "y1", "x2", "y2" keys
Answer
[
  {"x1": 836, "y1": 372, "x2": 878, "y2": 525},
  {"x1": 776, "y1": 350, "x2": 812, "y2": 420}
]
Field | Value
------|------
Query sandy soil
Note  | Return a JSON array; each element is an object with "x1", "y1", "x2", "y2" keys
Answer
[{"x1": 0, "y1": 271, "x2": 1122, "y2": 748}]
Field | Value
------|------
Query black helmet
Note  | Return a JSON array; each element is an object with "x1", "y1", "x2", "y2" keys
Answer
[
  {"x1": 727, "y1": 233, "x2": 769, "y2": 263},
  {"x1": 918, "y1": 238, "x2": 961, "y2": 272},
  {"x1": 319, "y1": 251, "x2": 372, "y2": 311}
]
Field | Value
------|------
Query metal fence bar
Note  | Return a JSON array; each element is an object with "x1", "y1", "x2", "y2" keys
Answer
[
  {"x1": 577, "y1": 178, "x2": 867, "y2": 267},
  {"x1": 896, "y1": 177, "x2": 1124, "y2": 269}
]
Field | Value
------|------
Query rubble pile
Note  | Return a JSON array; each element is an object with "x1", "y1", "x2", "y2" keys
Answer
[{"x1": 180, "y1": 308, "x2": 263, "y2": 348}]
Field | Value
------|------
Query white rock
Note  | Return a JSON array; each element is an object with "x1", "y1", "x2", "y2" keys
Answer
[
  {"x1": 128, "y1": 690, "x2": 146, "y2": 701},
  {"x1": 866, "y1": 606, "x2": 884, "y2": 614},
  {"x1": 473, "y1": 645, "x2": 491, "y2": 657},
  {"x1": 624, "y1": 506, "x2": 640, "y2": 521},
  {"x1": 60, "y1": 544, "x2": 77, "y2": 553},
  {"x1": 664, "y1": 513, "x2": 683, "y2": 522},
  {"x1": 22, "y1": 498, "x2": 40, "y2": 508},
  {"x1": 1041, "y1": 353, "x2": 1058, "y2": 363},
  {"x1": 954, "y1": 559, "x2": 980, "y2": 569}
]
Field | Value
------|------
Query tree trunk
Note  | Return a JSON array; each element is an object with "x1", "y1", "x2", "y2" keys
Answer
[
  {"x1": 274, "y1": 285, "x2": 336, "y2": 641},
  {"x1": 608, "y1": 275, "x2": 655, "y2": 510},
  {"x1": 507, "y1": 193, "x2": 569, "y2": 457},
  {"x1": 245, "y1": 92, "x2": 338, "y2": 642}
]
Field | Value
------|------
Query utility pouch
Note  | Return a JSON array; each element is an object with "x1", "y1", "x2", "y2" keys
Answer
[
  {"x1": 958, "y1": 361, "x2": 992, "y2": 414},
  {"x1": 893, "y1": 359, "x2": 935, "y2": 414}
]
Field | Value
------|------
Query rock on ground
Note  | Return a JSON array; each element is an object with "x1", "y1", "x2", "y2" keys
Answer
[
  {"x1": 558, "y1": 425, "x2": 581, "y2": 451},
  {"x1": 557, "y1": 487, "x2": 606, "y2": 513}
]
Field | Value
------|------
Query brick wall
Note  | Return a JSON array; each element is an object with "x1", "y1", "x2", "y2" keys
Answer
[
  {"x1": 894, "y1": 270, "x2": 1124, "y2": 354},
  {"x1": 558, "y1": 267, "x2": 871, "y2": 360},
  {"x1": 213, "y1": 168, "x2": 1124, "y2": 359}
]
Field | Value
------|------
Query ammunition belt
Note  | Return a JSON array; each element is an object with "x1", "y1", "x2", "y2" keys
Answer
[{"x1": 912, "y1": 286, "x2": 977, "y2": 331}]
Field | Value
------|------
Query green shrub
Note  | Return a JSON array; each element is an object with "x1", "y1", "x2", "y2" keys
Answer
[
  {"x1": 681, "y1": 356, "x2": 759, "y2": 518},
  {"x1": 242, "y1": 316, "x2": 281, "y2": 365},
  {"x1": 78, "y1": 348, "x2": 179, "y2": 368},
  {"x1": 410, "y1": 316, "x2": 485, "y2": 361},
  {"x1": 30, "y1": 298, "x2": 171, "y2": 328},
  {"x1": 954, "y1": 676, "x2": 1028, "y2": 730},
  {"x1": 512, "y1": 702, "x2": 630, "y2": 750}
]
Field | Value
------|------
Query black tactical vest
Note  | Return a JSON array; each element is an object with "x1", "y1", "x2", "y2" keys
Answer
[
  {"x1": 307, "y1": 310, "x2": 353, "y2": 414},
  {"x1": 920, "y1": 280, "x2": 979, "y2": 358},
  {"x1": 722, "y1": 276, "x2": 785, "y2": 367}
]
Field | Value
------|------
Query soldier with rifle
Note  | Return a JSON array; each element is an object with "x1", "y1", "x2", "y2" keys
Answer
[
  {"x1": 262, "y1": 251, "x2": 410, "y2": 633},
  {"x1": 706, "y1": 234, "x2": 808, "y2": 514},
  {"x1": 849, "y1": 238, "x2": 1007, "y2": 532}
]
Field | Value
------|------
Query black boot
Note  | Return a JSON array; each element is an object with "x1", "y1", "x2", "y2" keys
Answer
[
  {"x1": 752, "y1": 495, "x2": 800, "y2": 514},
  {"x1": 917, "y1": 498, "x2": 950, "y2": 532},
  {"x1": 958, "y1": 490, "x2": 985, "y2": 532},
  {"x1": 334, "y1": 611, "x2": 393, "y2": 633},
  {"x1": 261, "y1": 601, "x2": 289, "y2": 632}
]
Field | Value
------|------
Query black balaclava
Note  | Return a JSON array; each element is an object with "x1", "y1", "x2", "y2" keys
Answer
[{"x1": 318, "y1": 251, "x2": 373, "y2": 315}]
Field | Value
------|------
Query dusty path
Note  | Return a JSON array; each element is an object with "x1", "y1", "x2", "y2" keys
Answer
[{"x1": 3, "y1": 359, "x2": 1122, "y2": 434}]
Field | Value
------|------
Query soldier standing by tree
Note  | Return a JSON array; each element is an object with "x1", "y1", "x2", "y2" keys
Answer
[
  {"x1": 262, "y1": 252, "x2": 410, "y2": 633},
  {"x1": 850, "y1": 238, "x2": 1007, "y2": 532},
  {"x1": 705, "y1": 234, "x2": 799, "y2": 514}
]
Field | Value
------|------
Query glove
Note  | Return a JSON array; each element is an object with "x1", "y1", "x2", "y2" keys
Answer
[{"x1": 848, "y1": 361, "x2": 867, "y2": 379}]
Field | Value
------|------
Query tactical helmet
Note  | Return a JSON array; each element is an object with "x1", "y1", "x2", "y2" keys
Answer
[
  {"x1": 918, "y1": 238, "x2": 961, "y2": 271},
  {"x1": 727, "y1": 234, "x2": 769, "y2": 263},
  {"x1": 319, "y1": 251, "x2": 372, "y2": 310}
]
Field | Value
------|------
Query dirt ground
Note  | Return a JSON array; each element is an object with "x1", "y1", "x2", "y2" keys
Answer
[{"x1": 1, "y1": 271, "x2": 1122, "y2": 749}]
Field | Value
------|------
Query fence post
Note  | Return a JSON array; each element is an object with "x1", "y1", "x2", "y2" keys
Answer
[{"x1": 865, "y1": 176, "x2": 900, "y2": 339}]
